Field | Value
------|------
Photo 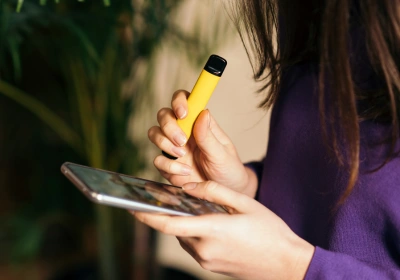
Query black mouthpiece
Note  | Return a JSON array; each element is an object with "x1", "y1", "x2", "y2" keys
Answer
[{"x1": 203, "y1": 54, "x2": 227, "y2": 77}]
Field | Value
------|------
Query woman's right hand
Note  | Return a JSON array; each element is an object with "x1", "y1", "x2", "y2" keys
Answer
[{"x1": 148, "y1": 90, "x2": 258, "y2": 197}]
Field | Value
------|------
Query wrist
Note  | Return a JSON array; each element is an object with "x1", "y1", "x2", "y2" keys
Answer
[{"x1": 286, "y1": 234, "x2": 315, "y2": 280}]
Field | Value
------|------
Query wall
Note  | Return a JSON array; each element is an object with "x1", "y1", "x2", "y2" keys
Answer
[{"x1": 141, "y1": 1, "x2": 271, "y2": 279}]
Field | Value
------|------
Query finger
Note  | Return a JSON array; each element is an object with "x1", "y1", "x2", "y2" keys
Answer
[
  {"x1": 148, "y1": 126, "x2": 186, "y2": 158},
  {"x1": 192, "y1": 110, "x2": 229, "y2": 159},
  {"x1": 171, "y1": 90, "x2": 190, "y2": 119},
  {"x1": 208, "y1": 110, "x2": 235, "y2": 146},
  {"x1": 182, "y1": 181, "x2": 263, "y2": 214},
  {"x1": 177, "y1": 237, "x2": 201, "y2": 260},
  {"x1": 157, "y1": 107, "x2": 187, "y2": 147},
  {"x1": 177, "y1": 236, "x2": 200, "y2": 250},
  {"x1": 134, "y1": 212, "x2": 211, "y2": 237},
  {"x1": 158, "y1": 170, "x2": 172, "y2": 181},
  {"x1": 153, "y1": 155, "x2": 192, "y2": 176}
]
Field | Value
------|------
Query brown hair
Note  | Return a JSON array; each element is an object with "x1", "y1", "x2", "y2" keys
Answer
[{"x1": 231, "y1": 0, "x2": 400, "y2": 203}]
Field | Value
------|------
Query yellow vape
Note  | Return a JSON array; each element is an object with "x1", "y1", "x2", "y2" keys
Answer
[{"x1": 163, "y1": 54, "x2": 227, "y2": 159}]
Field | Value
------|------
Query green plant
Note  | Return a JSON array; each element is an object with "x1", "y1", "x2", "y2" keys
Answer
[
  {"x1": 0, "y1": 0, "x2": 234, "y2": 279},
  {"x1": 15, "y1": 0, "x2": 112, "y2": 13}
]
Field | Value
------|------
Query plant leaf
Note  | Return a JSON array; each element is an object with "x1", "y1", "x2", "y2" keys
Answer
[
  {"x1": 16, "y1": 0, "x2": 24, "y2": 12},
  {"x1": 0, "y1": 80, "x2": 83, "y2": 154}
]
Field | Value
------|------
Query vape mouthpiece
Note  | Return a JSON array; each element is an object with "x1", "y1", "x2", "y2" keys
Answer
[{"x1": 204, "y1": 54, "x2": 227, "y2": 77}]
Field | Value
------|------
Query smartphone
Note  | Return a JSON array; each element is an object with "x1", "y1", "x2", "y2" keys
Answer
[{"x1": 61, "y1": 162, "x2": 227, "y2": 216}]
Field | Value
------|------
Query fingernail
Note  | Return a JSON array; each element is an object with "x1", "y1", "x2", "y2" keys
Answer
[
  {"x1": 206, "y1": 109, "x2": 211, "y2": 128},
  {"x1": 173, "y1": 133, "x2": 187, "y2": 146},
  {"x1": 181, "y1": 166, "x2": 192, "y2": 175},
  {"x1": 182, "y1": 182, "x2": 197, "y2": 190},
  {"x1": 172, "y1": 146, "x2": 186, "y2": 157},
  {"x1": 176, "y1": 106, "x2": 187, "y2": 119}
]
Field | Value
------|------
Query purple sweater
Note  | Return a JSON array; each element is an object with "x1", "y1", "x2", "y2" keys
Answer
[{"x1": 247, "y1": 62, "x2": 400, "y2": 279}]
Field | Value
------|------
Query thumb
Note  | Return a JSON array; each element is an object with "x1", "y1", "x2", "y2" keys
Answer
[
  {"x1": 192, "y1": 110, "x2": 232, "y2": 159},
  {"x1": 182, "y1": 181, "x2": 263, "y2": 214}
]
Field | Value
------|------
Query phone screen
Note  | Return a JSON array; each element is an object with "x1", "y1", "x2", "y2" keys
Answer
[{"x1": 63, "y1": 163, "x2": 227, "y2": 216}]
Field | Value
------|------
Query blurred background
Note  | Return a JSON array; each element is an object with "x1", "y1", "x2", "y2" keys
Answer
[{"x1": 0, "y1": 0, "x2": 269, "y2": 279}]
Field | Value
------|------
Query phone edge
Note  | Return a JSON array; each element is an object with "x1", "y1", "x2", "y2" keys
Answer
[{"x1": 61, "y1": 162, "x2": 194, "y2": 216}]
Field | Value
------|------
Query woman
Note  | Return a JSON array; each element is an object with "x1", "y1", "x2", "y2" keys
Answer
[{"x1": 134, "y1": 0, "x2": 400, "y2": 278}]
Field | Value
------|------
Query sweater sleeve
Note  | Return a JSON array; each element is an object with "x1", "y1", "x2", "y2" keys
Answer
[
  {"x1": 244, "y1": 160, "x2": 264, "y2": 200},
  {"x1": 244, "y1": 160, "x2": 264, "y2": 185},
  {"x1": 305, "y1": 247, "x2": 400, "y2": 280}
]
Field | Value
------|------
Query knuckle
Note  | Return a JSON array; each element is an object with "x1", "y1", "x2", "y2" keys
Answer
[
  {"x1": 199, "y1": 260, "x2": 212, "y2": 271},
  {"x1": 147, "y1": 126, "x2": 158, "y2": 141},
  {"x1": 154, "y1": 156, "x2": 178, "y2": 175},
  {"x1": 154, "y1": 155, "x2": 175, "y2": 174},
  {"x1": 172, "y1": 89, "x2": 189, "y2": 99},
  {"x1": 157, "y1": 133, "x2": 168, "y2": 148},
  {"x1": 159, "y1": 170, "x2": 171, "y2": 180},
  {"x1": 153, "y1": 156, "x2": 164, "y2": 169},
  {"x1": 196, "y1": 244, "x2": 213, "y2": 263},
  {"x1": 157, "y1": 107, "x2": 171, "y2": 122},
  {"x1": 149, "y1": 128, "x2": 171, "y2": 149},
  {"x1": 203, "y1": 181, "x2": 218, "y2": 200},
  {"x1": 160, "y1": 118, "x2": 174, "y2": 132},
  {"x1": 172, "y1": 90, "x2": 181, "y2": 99},
  {"x1": 171, "y1": 90, "x2": 190, "y2": 110},
  {"x1": 167, "y1": 160, "x2": 175, "y2": 173}
]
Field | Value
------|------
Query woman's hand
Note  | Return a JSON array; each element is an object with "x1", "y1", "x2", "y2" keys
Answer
[
  {"x1": 133, "y1": 181, "x2": 315, "y2": 280},
  {"x1": 148, "y1": 90, "x2": 257, "y2": 197}
]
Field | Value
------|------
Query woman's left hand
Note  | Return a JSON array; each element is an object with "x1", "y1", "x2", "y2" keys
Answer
[{"x1": 133, "y1": 181, "x2": 315, "y2": 280}]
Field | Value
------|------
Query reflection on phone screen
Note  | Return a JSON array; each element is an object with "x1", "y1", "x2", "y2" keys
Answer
[{"x1": 68, "y1": 164, "x2": 226, "y2": 215}]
